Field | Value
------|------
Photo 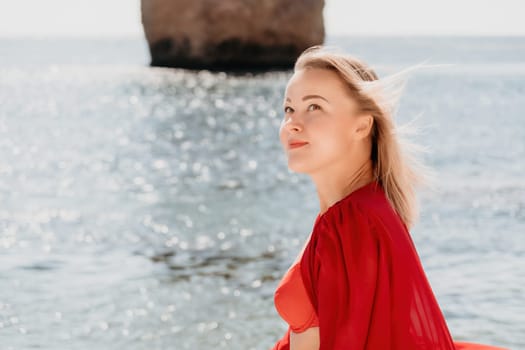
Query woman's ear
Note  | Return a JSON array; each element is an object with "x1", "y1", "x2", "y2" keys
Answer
[{"x1": 355, "y1": 114, "x2": 374, "y2": 139}]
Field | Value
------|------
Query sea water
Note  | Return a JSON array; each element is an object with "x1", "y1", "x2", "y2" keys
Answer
[{"x1": 0, "y1": 36, "x2": 523, "y2": 349}]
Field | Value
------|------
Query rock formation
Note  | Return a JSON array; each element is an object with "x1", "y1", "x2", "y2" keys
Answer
[{"x1": 141, "y1": 0, "x2": 325, "y2": 70}]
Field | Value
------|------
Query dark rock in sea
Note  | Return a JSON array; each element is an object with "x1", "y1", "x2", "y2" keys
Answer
[{"x1": 141, "y1": 0, "x2": 325, "y2": 71}]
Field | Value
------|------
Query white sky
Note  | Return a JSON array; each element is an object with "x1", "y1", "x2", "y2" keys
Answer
[{"x1": 0, "y1": 0, "x2": 523, "y2": 37}]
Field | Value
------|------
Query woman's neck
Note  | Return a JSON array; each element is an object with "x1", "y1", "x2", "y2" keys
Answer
[{"x1": 313, "y1": 158, "x2": 375, "y2": 216}]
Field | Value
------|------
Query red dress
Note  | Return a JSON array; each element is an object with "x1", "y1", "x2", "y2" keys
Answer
[{"x1": 272, "y1": 181, "x2": 507, "y2": 350}]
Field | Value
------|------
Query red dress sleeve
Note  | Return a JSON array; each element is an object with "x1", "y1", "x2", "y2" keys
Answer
[{"x1": 303, "y1": 202, "x2": 395, "y2": 349}]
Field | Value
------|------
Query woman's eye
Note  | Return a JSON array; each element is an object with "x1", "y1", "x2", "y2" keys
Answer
[
  {"x1": 307, "y1": 104, "x2": 320, "y2": 111},
  {"x1": 284, "y1": 106, "x2": 293, "y2": 113}
]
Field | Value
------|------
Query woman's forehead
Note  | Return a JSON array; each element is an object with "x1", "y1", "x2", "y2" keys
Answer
[{"x1": 284, "y1": 68, "x2": 350, "y2": 101}]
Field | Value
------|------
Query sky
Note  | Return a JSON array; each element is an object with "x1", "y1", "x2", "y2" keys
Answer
[{"x1": 0, "y1": 0, "x2": 523, "y2": 37}]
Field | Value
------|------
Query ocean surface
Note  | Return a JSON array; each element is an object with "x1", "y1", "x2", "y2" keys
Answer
[{"x1": 0, "y1": 36, "x2": 523, "y2": 349}]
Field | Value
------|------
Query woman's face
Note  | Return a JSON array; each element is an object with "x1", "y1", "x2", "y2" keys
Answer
[{"x1": 280, "y1": 68, "x2": 371, "y2": 175}]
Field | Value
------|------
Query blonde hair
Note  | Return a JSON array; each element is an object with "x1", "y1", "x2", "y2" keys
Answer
[{"x1": 295, "y1": 46, "x2": 424, "y2": 228}]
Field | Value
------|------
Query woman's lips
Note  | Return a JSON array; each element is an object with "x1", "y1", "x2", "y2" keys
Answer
[{"x1": 288, "y1": 141, "x2": 308, "y2": 149}]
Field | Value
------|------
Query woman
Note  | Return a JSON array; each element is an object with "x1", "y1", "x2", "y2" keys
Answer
[{"x1": 271, "y1": 47, "x2": 506, "y2": 350}]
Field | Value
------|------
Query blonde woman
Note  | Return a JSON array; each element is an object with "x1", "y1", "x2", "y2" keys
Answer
[{"x1": 271, "y1": 47, "x2": 506, "y2": 350}]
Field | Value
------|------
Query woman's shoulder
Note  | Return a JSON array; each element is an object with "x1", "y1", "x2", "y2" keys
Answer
[
  {"x1": 316, "y1": 181, "x2": 407, "y2": 239},
  {"x1": 319, "y1": 181, "x2": 393, "y2": 220}
]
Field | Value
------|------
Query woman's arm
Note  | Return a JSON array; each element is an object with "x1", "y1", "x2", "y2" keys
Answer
[{"x1": 290, "y1": 327, "x2": 320, "y2": 350}]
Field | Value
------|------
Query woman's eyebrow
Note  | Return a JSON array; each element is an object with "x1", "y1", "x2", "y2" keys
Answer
[
  {"x1": 285, "y1": 94, "x2": 329, "y2": 103},
  {"x1": 302, "y1": 94, "x2": 328, "y2": 102}
]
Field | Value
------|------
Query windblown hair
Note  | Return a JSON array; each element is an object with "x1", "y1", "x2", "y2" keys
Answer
[{"x1": 295, "y1": 46, "x2": 424, "y2": 228}]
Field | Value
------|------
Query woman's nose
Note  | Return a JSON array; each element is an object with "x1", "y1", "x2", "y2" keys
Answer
[{"x1": 283, "y1": 115, "x2": 303, "y2": 133}]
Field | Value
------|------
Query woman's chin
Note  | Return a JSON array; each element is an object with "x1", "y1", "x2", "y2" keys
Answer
[{"x1": 287, "y1": 160, "x2": 313, "y2": 174}]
